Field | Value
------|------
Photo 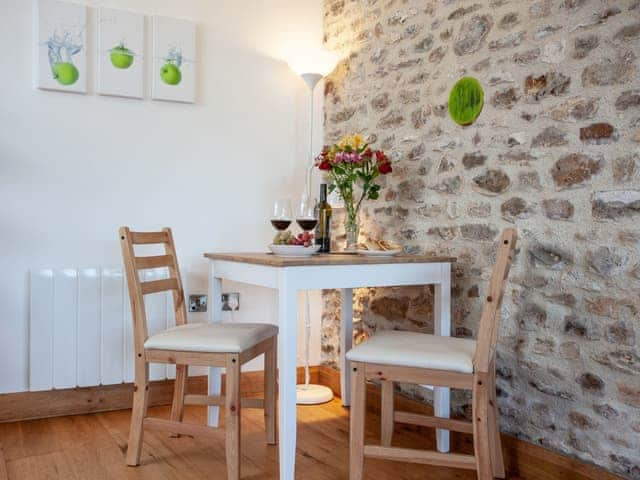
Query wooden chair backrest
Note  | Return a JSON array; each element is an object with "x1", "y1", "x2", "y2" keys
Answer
[
  {"x1": 119, "y1": 227, "x2": 188, "y2": 355},
  {"x1": 473, "y1": 228, "x2": 517, "y2": 373}
]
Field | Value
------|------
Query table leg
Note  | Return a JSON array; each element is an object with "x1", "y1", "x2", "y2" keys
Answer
[
  {"x1": 340, "y1": 288, "x2": 353, "y2": 406},
  {"x1": 433, "y1": 263, "x2": 452, "y2": 453},
  {"x1": 207, "y1": 266, "x2": 223, "y2": 427},
  {"x1": 278, "y1": 279, "x2": 297, "y2": 480}
]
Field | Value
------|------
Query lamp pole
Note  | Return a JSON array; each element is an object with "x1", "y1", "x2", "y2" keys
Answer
[
  {"x1": 295, "y1": 72, "x2": 334, "y2": 405},
  {"x1": 300, "y1": 73, "x2": 323, "y2": 204}
]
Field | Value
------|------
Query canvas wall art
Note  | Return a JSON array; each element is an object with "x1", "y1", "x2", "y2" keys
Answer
[
  {"x1": 151, "y1": 16, "x2": 197, "y2": 103},
  {"x1": 97, "y1": 7, "x2": 145, "y2": 99},
  {"x1": 35, "y1": 0, "x2": 87, "y2": 93}
]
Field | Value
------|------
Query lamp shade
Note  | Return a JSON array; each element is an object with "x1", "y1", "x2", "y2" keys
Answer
[{"x1": 286, "y1": 47, "x2": 340, "y2": 77}]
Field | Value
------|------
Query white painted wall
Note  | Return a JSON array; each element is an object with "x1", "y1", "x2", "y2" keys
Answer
[{"x1": 0, "y1": 0, "x2": 325, "y2": 393}]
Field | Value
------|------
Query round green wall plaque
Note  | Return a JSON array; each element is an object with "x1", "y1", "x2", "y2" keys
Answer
[{"x1": 448, "y1": 77, "x2": 484, "y2": 126}]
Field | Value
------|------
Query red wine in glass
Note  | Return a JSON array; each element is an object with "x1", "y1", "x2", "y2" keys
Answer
[
  {"x1": 271, "y1": 219, "x2": 292, "y2": 231},
  {"x1": 272, "y1": 198, "x2": 293, "y2": 232},
  {"x1": 296, "y1": 218, "x2": 318, "y2": 231},
  {"x1": 297, "y1": 195, "x2": 318, "y2": 233}
]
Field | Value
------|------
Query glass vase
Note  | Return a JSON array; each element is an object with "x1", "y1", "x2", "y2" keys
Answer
[{"x1": 344, "y1": 208, "x2": 360, "y2": 251}]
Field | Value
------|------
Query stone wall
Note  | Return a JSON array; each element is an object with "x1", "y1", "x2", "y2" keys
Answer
[{"x1": 321, "y1": 0, "x2": 640, "y2": 477}]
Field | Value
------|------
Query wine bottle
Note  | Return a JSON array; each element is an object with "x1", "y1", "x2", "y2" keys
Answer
[{"x1": 315, "y1": 184, "x2": 332, "y2": 253}]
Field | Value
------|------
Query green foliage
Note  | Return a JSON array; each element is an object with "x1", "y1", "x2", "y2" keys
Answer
[
  {"x1": 316, "y1": 133, "x2": 393, "y2": 229},
  {"x1": 448, "y1": 77, "x2": 484, "y2": 126}
]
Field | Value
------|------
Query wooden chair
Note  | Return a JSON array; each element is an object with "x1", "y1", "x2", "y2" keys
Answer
[
  {"x1": 347, "y1": 228, "x2": 517, "y2": 480},
  {"x1": 119, "y1": 227, "x2": 278, "y2": 480}
]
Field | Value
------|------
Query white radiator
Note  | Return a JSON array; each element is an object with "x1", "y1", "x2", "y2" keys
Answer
[{"x1": 29, "y1": 267, "x2": 185, "y2": 391}]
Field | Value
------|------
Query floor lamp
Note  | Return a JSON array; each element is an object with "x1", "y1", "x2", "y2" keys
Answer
[{"x1": 288, "y1": 53, "x2": 338, "y2": 405}]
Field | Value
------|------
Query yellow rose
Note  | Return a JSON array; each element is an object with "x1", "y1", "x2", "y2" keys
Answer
[
  {"x1": 338, "y1": 135, "x2": 352, "y2": 149},
  {"x1": 337, "y1": 134, "x2": 364, "y2": 150}
]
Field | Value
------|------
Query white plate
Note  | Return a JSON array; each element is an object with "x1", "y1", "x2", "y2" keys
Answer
[
  {"x1": 356, "y1": 248, "x2": 403, "y2": 256},
  {"x1": 269, "y1": 244, "x2": 321, "y2": 257}
]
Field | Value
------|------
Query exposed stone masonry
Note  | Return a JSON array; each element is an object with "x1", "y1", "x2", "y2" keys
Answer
[{"x1": 321, "y1": 0, "x2": 640, "y2": 477}]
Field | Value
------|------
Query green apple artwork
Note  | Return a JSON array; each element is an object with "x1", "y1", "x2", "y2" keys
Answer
[
  {"x1": 37, "y1": 0, "x2": 87, "y2": 93},
  {"x1": 97, "y1": 7, "x2": 144, "y2": 99},
  {"x1": 160, "y1": 48, "x2": 183, "y2": 85},
  {"x1": 109, "y1": 43, "x2": 135, "y2": 69},
  {"x1": 51, "y1": 55, "x2": 79, "y2": 85},
  {"x1": 152, "y1": 16, "x2": 196, "y2": 103},
  {"x1": 37, "y1": 3, "x2": 195, "y2": 101}
]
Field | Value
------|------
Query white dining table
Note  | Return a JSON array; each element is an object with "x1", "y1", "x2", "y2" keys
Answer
[{"x1": 203, "y1": 252, "x2": 455, "y2": 480}]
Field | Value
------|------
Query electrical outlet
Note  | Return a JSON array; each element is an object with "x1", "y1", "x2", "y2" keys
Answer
[
  {"x1": 189, "y1": 294, "x2": 208, "y2": 312},
  {"x1": 221, "y1": 292, "x2": 240, "y2": 311}
]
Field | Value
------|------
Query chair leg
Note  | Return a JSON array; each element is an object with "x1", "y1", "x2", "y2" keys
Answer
[
  {"x1": 488, "y1": 372, "x2": 506, "y2": 478},
  {"x1": 350, "y1": 362, "x2": 366, "y2": 480},
  {"x1": 380, "y1": 380, "x2": 394, "y2": 446},
  {"x1": 126, "y1": 360, "x2": 149, "y2": 466},
  {"x1": 473, "y1": 373, "x2": 493, "y2": 480},
  {"x1": 264, "y1": 336, "x2": 277, "y2": 445},
  {"x1": 225, "y1": 355, "x2": 241, "y2": 480},
  {"x1": 171, "y1": 365, "x2": 188, "y2": 422}
]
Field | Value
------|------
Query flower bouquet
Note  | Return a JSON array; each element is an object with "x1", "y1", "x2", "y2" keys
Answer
[{"x1": 315, "y1": 134, "x2": 392, "y2": 251}]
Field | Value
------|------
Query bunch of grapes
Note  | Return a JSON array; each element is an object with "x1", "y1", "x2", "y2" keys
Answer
[
  {"x1": 273, "y1": 231, "x2": 314, "y2": 247},
  {"x1": 291, "y1": 231, "x2": 314, "y2": 247}
]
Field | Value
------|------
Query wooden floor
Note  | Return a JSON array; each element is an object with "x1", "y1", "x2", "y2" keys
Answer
[{"x1": 0, "y1": 397, "x2": 517, "y2": 480}]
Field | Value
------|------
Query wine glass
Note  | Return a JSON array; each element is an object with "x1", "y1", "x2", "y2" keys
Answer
[
  {"x1": 296, "y1": 196, "x2": 318, "y2": 232},
  {"x1": 271, "y1": 198, "x2": 292, "y2": 231}
]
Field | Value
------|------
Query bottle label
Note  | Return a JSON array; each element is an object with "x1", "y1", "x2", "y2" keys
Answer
[{"x1": 316, "y1": 209, "x2": 331, "y2": 252}]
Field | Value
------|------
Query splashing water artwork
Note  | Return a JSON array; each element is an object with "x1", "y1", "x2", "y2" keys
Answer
[
  {"x1": 47, "y1": 30, "x2": 82, "y2": 85},
  {"x1": 160, "y1": 47, "x2": 184, "y2": 86},
  {"x1": 36, "y1": 0, "x2": 87, "y2": 93},
  {"x1": 97, "y1": 8, "x2": 144, "y2": 99},
  {"x1": 152, "y1": 16, "x2": 197, "y2": 103}
]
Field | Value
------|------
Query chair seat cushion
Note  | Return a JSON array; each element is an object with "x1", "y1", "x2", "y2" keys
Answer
[
  {"x1": 346, "y1": 330, "x2": 477, "y2": 374},
  {"x1": 144, "y1": 322, "x2": 278, "y2": 353}
]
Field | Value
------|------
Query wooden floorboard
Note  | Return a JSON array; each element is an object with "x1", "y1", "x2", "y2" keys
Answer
[
  {"x1": 0, "y1": 396, "x2": 620, "y2": 480},
  {"x1": 0, "y1": 368, "x2": 624, "y2": 480},
  {"x1": 0, "y1": 399, "x2": 470, "y2": 480},
  {"x1": 0, "y1": 441, "x2": 7, "y2": 480}
]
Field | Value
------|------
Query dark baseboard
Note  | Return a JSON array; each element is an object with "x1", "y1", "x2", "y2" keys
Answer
[{"x1": 0, "y1": 367, "x2": 317, "y2": 423}]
